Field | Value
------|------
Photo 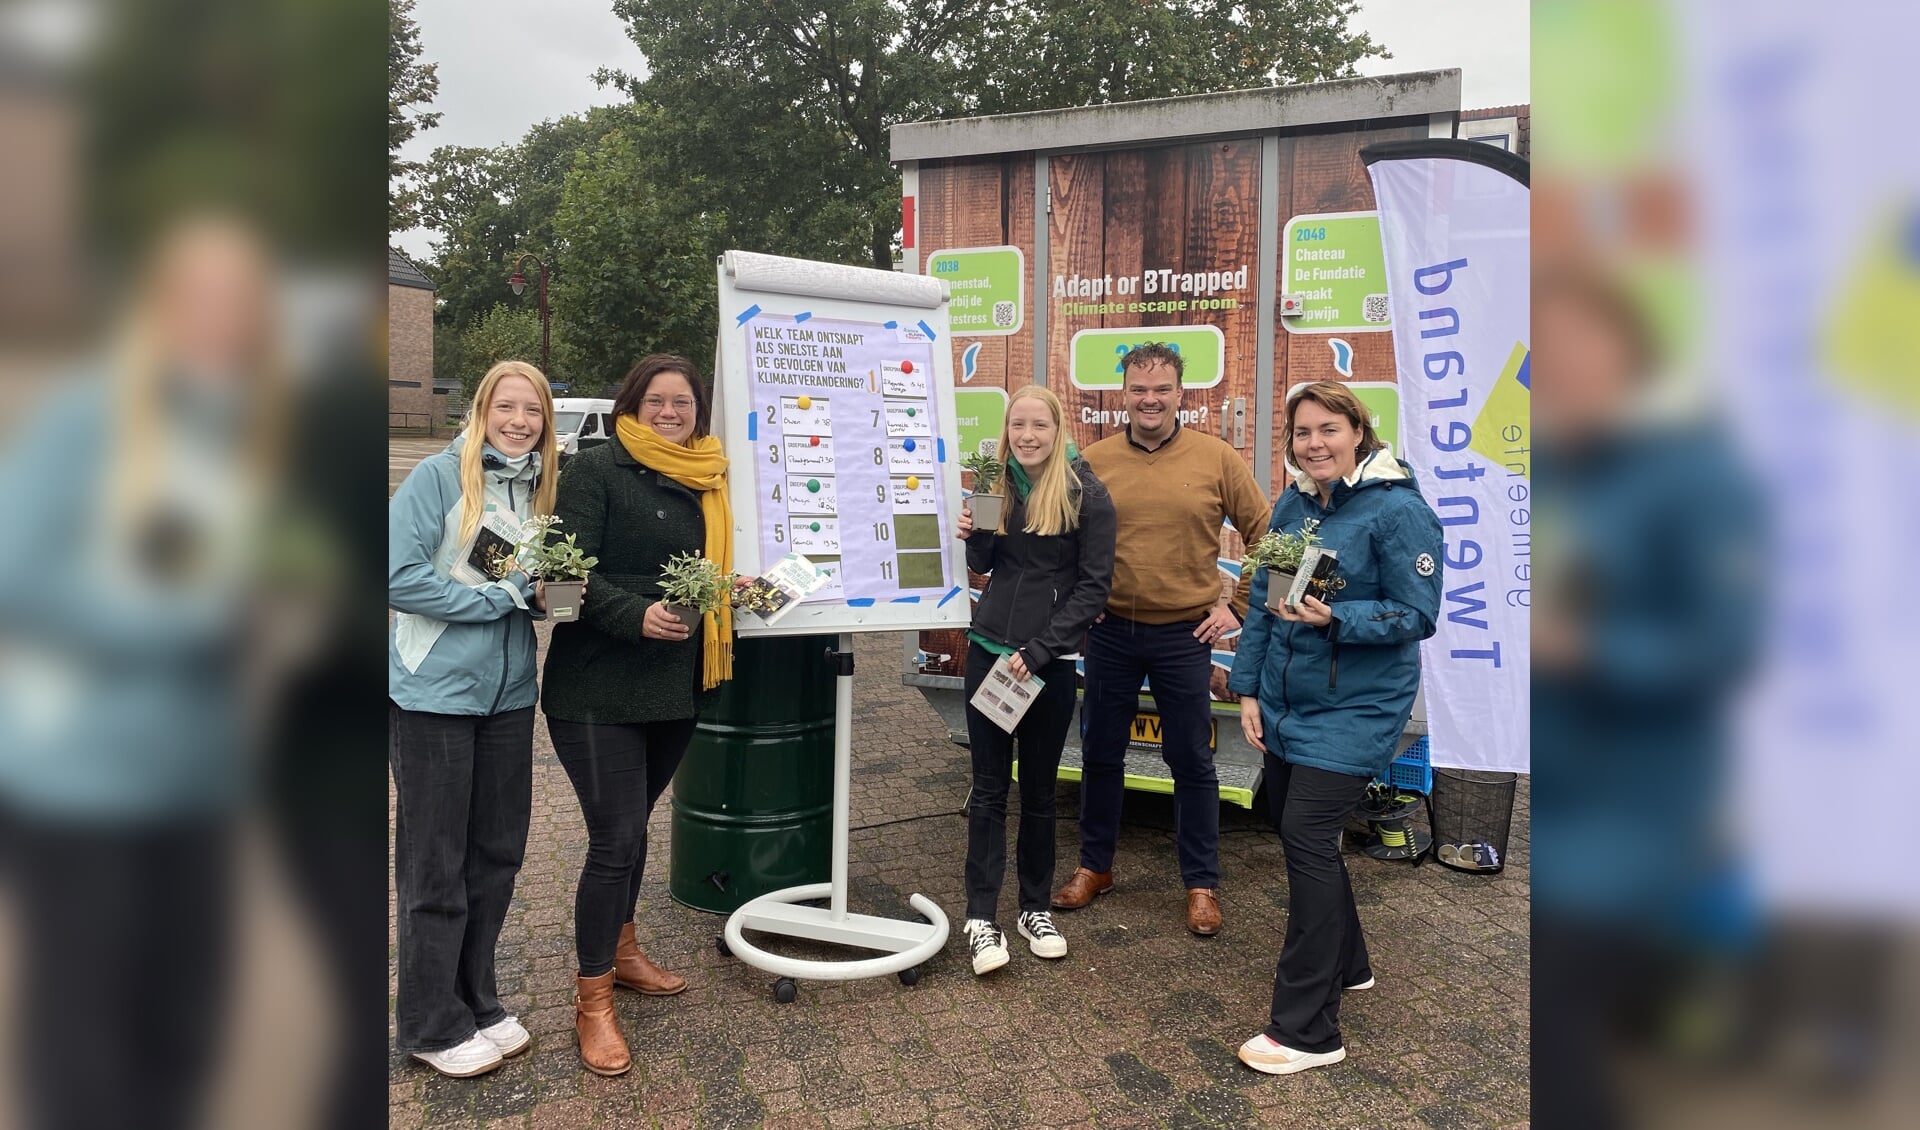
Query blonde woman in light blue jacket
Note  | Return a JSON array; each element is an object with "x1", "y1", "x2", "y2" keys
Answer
[{"x1": 388, "y1": 360, "x2": 564, "y2": 1078}]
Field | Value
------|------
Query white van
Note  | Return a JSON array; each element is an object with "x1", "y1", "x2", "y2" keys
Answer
[{"x1": 552, "y1": 398, "x2": 615, "y2": 464}]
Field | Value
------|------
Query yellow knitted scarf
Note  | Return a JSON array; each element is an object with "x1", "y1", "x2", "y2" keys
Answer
[{"x1": 615, "y1": 416, "x2": 734, "y2": 688}]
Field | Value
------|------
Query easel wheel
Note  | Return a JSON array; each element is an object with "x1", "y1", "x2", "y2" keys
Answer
[{"x1": 772, "y1": 977, "x2": 798, "y2": 1003}]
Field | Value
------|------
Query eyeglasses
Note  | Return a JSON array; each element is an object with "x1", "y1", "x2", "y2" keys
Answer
[{"x1": 642, "y1": 397, "x2": 697, "y2": 412}]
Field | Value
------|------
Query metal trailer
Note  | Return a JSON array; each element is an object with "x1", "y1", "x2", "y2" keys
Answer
[{"x1": 889, "y1": 72, "x2": 1461, "y2": 804}]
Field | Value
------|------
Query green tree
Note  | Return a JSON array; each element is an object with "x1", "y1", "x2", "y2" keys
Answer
[
  {"x1": 603, "y1": 1, "x2": 1389, "y2": 269},
  {"x1": 451, "y1": 302, "x2": 568, "y2": 401},
  {"x1": 549, "y1": 114, "x2": 727, "y2": 390},
  {"x1": 390, "y1": 0, "x2": 444, "y2": 231}
]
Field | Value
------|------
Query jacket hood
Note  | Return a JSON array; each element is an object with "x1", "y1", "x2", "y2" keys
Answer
[
  {"x1": 1291, "y1": 443, "x2": 1412, "y2": 497},
  {"x1": 445, "y1": 432, "x2": 544, "y2": 484}
]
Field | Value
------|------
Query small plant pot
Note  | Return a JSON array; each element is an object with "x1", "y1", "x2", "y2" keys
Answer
[
  {"x1": 543, "y1": 579, "x2": 585, "y2": 623},
  {"x1": 967, "y1": 492, "x2": 1006, "y2": 531},
  {"x1": 1264, "y1": 568, "x2": 1299, "y2": 612},
  {"x1": 664, "y1": 603, "x2": 702, "y2": 633}
]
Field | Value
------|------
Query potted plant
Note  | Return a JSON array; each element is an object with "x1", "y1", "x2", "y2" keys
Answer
[
  {"x1": 1242, "y1": 518, "x2": 1343, "y2": 612},
  {"x1": 513, "y1": 515, "x2": 597, "y2": 622},
  {"x1": 657, "y1": 551, "x2": 732, "y2": 632},
  {"x1": 960, "y1": 449, "x2": 1007, "y2": 531}
]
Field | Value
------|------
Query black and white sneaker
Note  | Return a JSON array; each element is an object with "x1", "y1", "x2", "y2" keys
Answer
[
  {"x1": 963, "y1": 918, "x2": 1010, "y2": 975},
  {"x1": 1016, "y1": 911, "x2": 1067, "y2": 959}
]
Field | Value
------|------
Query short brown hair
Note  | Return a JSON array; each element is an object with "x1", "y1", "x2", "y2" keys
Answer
[
  {"x1": 1120, "y1": 342, "x2": 1185, "y2": 383},
  {"x1": 1284, "y1": 381, "x2": 1385, "y2": 466},
  {"x1": 612, "y1": 353, "x2": 710, "y2": 439}
]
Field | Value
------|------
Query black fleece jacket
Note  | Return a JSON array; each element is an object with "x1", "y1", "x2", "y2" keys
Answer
[{"x1": 964, "y1": 459, "x2": 1117, "y2": 668}]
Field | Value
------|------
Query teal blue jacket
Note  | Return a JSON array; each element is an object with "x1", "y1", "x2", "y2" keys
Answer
[
  {"x1": 387, "y1": 437, "x2": 544, "y2": 716},
  {"x1": 1228, "y1": 450, "x2": 1443, "y2": 778}
]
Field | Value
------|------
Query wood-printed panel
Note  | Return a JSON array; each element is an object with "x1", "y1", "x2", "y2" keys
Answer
[
  {"x1": 1272, "y1": 123, "x2": 1428, "y2": 483},
  {"x1": 1045, "y1": 153, "x2": 1108, "y2": 453}
]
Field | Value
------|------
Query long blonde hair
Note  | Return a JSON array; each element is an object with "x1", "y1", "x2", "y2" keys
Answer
[
  {"x1": 457, "y1": 361, "x2": 559, "y2": 543},
  {"x1": 993, "y1": 385, "x2": 1081, "y2": 537}
]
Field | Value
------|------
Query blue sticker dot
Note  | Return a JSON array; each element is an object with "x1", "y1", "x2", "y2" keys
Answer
[{"x1": 903, "y1": 438, "x2": 916, "y2": 452}]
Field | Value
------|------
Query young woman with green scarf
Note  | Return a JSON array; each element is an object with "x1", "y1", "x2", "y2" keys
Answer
[{"x1": 953, "y1": 385, "x2": 1115, "y2": 975}]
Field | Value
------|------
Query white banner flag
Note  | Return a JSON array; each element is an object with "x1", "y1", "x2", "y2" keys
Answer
[{"x1": 1363, "y1": 141, "x2": 1530, "y2": 774}]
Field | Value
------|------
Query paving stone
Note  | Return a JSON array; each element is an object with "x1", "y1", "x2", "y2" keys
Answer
[{"x1": 384, "y1": 481, "x2": 1532, "y2": 1130}]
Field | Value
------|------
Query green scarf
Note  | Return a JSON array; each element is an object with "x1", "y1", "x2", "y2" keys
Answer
[{"x1": 1005, "y1": 441, "x2": 1079, "y2": 500}]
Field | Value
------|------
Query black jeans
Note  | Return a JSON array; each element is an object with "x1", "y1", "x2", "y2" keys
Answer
[
  {"x1": 388, "y1": 702, "x2": 534, "y2": 1052},
  {"x1": 961, "y1": 643, "x2": 1078, "y2": 921},
  {"x1": 1078, "y1": 614, "x2": 1220, "y2": 888},
  {"x1": 547, "y1": 715, "x2": 695, "y2": 976},
  {"x1": 1, "y1": 809, "x2": 230, "y2": 1130},
  {"x1": 1262, "y1": 754, "x2": 1374, "y2": 1052}
]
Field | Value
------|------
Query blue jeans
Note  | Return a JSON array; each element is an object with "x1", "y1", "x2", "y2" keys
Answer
[
  {"x1": 388, "y1": 702, "x2": 533, "y2": 1053},
  {"x1": 1077, "y1": 615, "x2": 1219, "y2": 889}
]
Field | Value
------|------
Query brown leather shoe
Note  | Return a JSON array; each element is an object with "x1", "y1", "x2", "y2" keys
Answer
[
  {"x1": 1051, "y1": 867, "x2": 1113, "y2": 909},
  {"x1": 574, "y1": 970, "x2": 631, "y2": 1076},
  {"x1": 1186, "y1": 888, "x2": 1222, "y2": 936},
  {"x1": 614, "y1": 922, "x2": 687, "y2": 996}
]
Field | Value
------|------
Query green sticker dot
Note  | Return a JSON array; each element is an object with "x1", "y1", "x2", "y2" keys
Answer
[
  {"x1": 807, "y1": 478, "x2": 821, "y2": 492},
  {"x1": 810, "y1": 522, "x2": 821, "y2": 532},
  {"x1": 906, "y1": 407, "x2": 917, "y2": 417}
]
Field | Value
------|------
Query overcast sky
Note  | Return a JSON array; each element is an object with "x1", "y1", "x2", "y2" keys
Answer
[{"x1": 393, "y1": 0, "x2": 1529, "y2": 260}]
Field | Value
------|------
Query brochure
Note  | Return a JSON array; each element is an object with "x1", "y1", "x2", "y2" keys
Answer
[
  {"x1": 735, "y1": 552, "x2": 830, "y2": 627},
  {"x1": 967, "y1": 652, "x2": 1048, "y2": 734},
  {"x1": 450, "y1": 509, "x2": 528, "y2": 586},
  {"x1": 1285, "y1": 546, "x2": 1340, "y2": 608}
]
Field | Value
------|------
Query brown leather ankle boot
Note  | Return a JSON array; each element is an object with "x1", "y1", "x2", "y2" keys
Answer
[
  {"x1": 574, "y1": 970, "x2": 631, "y2": 1076},
  {"x1": 615, "y1": 922, "x2": 687, "y2": 996}
]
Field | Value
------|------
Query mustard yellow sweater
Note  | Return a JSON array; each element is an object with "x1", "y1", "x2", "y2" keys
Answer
[{"x1": 1082, "y1": 424, "x2": 1272, "y2": 625}]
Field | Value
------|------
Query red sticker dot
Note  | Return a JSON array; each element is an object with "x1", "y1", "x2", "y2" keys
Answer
[
  {"x1": 809, "y1": 435, "x2": 820, "y2": 446},
  {"x1": 900, "y1": 360, "x2": 914, "y2": 374}
]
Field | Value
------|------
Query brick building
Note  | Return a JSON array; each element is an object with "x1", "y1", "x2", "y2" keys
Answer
[
  {"x1": 388, "y1": 248, "x2": 438, "y2": 427},
  {"x1": 1460, "y1": 103, "x2": 1530, "y2": 158}
]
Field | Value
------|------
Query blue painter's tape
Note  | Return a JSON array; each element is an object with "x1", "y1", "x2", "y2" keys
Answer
[
  {"x1": 937, "y1": 586, "x2": 962, "y2": 608},
  {"x1": 734, "y1": 304, "x2": 762, "y2": 325},
  {"x1": 794, "y1": 311, "x2": 812, "y2": 323},
  {"x1": 890, "y1": 596, "x2": 922, "y2": 603},
  {"x1": 884, "y1": 320, "x2": 898, "y2": 329},
  {"x1": 936, "y1": 438, "x2": 946, "y2": 463},
  {"x1": 846, "y1": 598, "x2": 876, "y2": 607},
  {"x1": 916, "y1": 320, "x2": 937, "y2": 342},
  {"x1": 748, "y1": 411, "x2": 758, "y2": 442}
]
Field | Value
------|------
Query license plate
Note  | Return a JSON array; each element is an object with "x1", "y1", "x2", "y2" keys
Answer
[{"x1": 1129, "y1": 711, "x2": 1218, "y2": 751}]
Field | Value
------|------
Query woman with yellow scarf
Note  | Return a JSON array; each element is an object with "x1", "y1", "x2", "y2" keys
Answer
[{"x1": 539, "y1": 353, "x2": 735, "y2": 1076}]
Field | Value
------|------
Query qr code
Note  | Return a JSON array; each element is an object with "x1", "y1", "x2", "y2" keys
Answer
[
  {"x1": 1362, "y1": 293, "x2": 1391, "y2": 323},
  {"x1": 977, "y1": 438, "x2": 998, "y2": 457},
  {"x1": 991, "y1": 300, "x2": 1016, "y2": 327}
]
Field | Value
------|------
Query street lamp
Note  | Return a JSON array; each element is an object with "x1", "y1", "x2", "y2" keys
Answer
[{"x1": 507, "y1": 252, "x2": 551, "y2": 375}]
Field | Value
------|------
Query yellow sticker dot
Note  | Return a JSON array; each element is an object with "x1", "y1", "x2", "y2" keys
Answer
[
  {"x1": 796, "y1": 395, "x2": 811, "y2": 410},
  {"x1": 905, "y1": 475, "x2": 920, "y2": 490}
]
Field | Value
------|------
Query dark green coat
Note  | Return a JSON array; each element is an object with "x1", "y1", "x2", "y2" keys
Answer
[{"x1": 541, "y1": 439, "x2": 708, "y2": 724}]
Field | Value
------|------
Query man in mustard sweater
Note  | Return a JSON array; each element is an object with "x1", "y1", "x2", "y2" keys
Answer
[{"x1": 1053, "y1": 343, "x2": 1272, "y2": 936}]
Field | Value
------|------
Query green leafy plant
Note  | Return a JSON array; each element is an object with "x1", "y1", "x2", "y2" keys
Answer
[
  {"x1": 658, "y1": 551, "x2": 732, "y2": 615},
  {"x1": 960, "y1": 450, "x2": 1003, "y2": 495},
  {"x1": 1242, "y1": 518, "x2": 1323, "y2": 574},
  {"x1": 515, "y1": 515, "x2": 598, "y2": 581}
]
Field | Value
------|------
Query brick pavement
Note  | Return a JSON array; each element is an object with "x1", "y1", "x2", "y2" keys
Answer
[{"x1": 389, "y1": 629, "x2": 1531, "y2": 1129}]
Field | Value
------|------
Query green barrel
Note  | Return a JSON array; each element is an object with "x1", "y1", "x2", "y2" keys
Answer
[{"x1": 669, "y1": 634, "x2": 835, "y2": 913}]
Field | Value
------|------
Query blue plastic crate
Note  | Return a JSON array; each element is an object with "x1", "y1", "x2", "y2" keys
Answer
[{"x1": 1376, "y1": 736, "x2": 1433, "y2": 796}]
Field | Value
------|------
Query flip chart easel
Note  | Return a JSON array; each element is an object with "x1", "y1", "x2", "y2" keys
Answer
[{"x1": 711, "y1": 250, "x2": 969, "y2": 1000}]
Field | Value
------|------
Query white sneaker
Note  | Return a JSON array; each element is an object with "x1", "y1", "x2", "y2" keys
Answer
[
  {"x1": 412, "y1": 1032, "x2": 505, "y2": 1078},
  {"x1": 1237, "y1": 1033, "x2": 1346, "y2": 1075},
  {"x1": 478, "y1": 1015, "x2": 531, "y2": 1057},
  {"x1": 1345, "y1": 975, "x2": 1375, "y2": 991},
  {"x1": 963, "y1": 918, "x2": 1010, "y2": 975},
  {"x1": 1016, "y1": 911, "x2": 1068, "y2": 959}
]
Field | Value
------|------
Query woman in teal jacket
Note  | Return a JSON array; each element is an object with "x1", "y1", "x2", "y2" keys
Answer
[
  {"x1": 388, "y1": 361, "x2": 561, "y2": 1078},
  {"x1": 1228, "y1": 381, "x2": 1443, "y2": 1077}
]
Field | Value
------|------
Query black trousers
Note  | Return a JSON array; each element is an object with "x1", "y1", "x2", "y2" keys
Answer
[
  {"x1": 388, "y1": 702, "x2": 534, "y2": 1052},
  {"x1": 1263, "y1": 754, "x2": 1374, "y2": 1052},
  {"x1": 547, "y1": 715, "x2": 695, "y2": 976},
  {"x1": 1, "y1": 809, "x2": 231, "y2": 1130},
  {"x1": 961, "y1": 643, "x2": 1078, "y2": 921}
]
